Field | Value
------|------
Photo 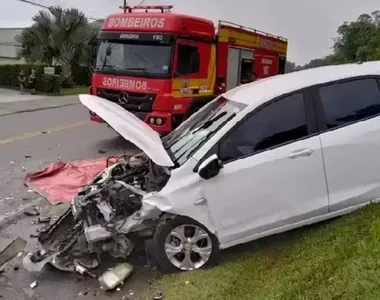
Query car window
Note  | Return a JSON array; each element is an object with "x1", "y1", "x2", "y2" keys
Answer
[
  {"x1": 319, "y1": 78, "x2": 380, "y2": 129},
  {"x1": 219, "y1": 92, "x2": 308, "y2": 162}
]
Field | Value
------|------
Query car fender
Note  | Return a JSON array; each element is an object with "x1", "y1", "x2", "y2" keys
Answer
[{"x1": 142, "y1": 184, "x2": 217, "y2": 236}]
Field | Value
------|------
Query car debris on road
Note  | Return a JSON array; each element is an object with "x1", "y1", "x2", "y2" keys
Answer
[
  {"x1": 23, "y1": 153, "x2": 163, "y2": 277},
  {"x1": 152, "y1": 291, "x2": 164, "y2": 300},
  {"x1": 23, "y1": 205, "x2": 40, "y2": 217},
  {"x1": 98, "y1": 263, "x2": 134, "y2": 290},
  {"x1": 0, "y1": 237, "x2": 26, "y2": 271}
]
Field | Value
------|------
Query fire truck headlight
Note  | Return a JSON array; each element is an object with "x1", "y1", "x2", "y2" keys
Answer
[
  {"x1": 156, "y1": 118, "x2": 163, "y2": 125},
  {"x1": 149, "y1": 118, "x2": 155, "y2": 124}
]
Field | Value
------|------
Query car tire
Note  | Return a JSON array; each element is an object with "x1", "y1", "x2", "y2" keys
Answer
[{"x1": 152, "y1": 215, "x2": 220, "y2": 274}]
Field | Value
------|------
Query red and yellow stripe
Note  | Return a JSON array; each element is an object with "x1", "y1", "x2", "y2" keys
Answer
[{"x1": 218, "y1": 27, "x2": 287, "y2": 55}]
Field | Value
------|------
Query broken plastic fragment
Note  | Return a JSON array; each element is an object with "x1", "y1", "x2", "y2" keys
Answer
[
  {"x1": 98, "y1": 263, "x2": 133, "y2": 291},
  {"x1": 74, "y1": 260, "x2": 97, "y2": 278},
  {"x1": 23, "y1": 251, "x2": 55, "y2": 272},
  {"x1": 38, "y1": 216, "x2": 51, "y2": 223},
  {"x1": 153, "y1": 291, "x2": 163, "y2": 300},
  {"x1": 74, "y1": 261, "x2": 87, "y2": 274},
  {"x1": 0, "y1": 237, "x2": 26, "y2": 269},
  {"x1": 24, "y1": 209, "x2": 39, "y2": 217}
]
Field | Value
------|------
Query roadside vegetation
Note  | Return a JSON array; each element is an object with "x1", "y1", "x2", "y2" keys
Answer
[
  {"x1": 146, "y1": 203, "x2": 380, "y2": 300},
  {"x1": 60, "y1": 86, "x2": 88, "y2": 95},
  {"x1": 0, "y1": 6, "x2": 99, "y2": 95},
  {"x1": 286, "y1": 10, "x2": 380, "y2": 72}
]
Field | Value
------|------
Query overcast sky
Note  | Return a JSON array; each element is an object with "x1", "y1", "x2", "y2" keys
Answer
[{"x1": 2, "y1": 0, "x2": 380, "y2": 64}]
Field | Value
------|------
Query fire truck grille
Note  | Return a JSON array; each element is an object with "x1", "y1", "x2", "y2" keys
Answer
[{"x1": 96, "y1": 89, "x2": 155, "y2": 113}]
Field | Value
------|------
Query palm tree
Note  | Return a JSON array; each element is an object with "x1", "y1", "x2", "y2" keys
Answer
[{"x1": 16, "y1": 6, "x2": 98, "y2": 86}]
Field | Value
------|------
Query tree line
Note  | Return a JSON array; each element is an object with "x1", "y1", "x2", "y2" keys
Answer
[{"x1": 286, "y1": 10, "x2": 380, "y2": 72}]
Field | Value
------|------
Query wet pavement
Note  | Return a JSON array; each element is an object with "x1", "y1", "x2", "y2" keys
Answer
[
  {"x1": 0, "y1": 89, "x2": 80, "y2": 116},
  {"x1": 0, "y1": 98, "x2": 155, "y2": 299},
  {"x1": 0, "y1": 88, "x2": 46, "y2": 103}
]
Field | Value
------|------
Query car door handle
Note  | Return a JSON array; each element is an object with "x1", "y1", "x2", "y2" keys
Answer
[{"x1": 288, "y1": 149, "x2": 314, "y2": 159}]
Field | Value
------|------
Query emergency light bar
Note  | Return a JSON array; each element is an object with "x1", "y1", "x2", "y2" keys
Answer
[{"x1": 119, "y1": 5, "x2": 173, "y2": 13}]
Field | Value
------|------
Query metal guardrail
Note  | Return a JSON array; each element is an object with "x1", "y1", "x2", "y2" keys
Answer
[{"x1": 218, "y1": 20, "x2": 288, "y2": 42}]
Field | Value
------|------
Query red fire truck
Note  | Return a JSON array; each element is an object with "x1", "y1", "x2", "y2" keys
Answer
[{"x1": 90, "y1": 5, "x2": 288, "y2": 134}]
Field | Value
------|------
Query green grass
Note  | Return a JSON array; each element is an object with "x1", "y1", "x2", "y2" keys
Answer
[
  {"x1": 144, "y1": 204, "x2": 380, "y2": 300},
  {"x1": 60, "y1": 86, "x2": 88, "y2": 95}
]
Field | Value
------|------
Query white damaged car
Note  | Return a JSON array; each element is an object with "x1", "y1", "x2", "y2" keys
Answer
[{"x1": 24, "y1": 61, "x2": 380, "y2": 273}]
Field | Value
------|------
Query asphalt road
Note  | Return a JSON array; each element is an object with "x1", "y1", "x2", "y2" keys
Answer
[{"x1": 0, "y1": 102, "x2": 153, "y2": 300}]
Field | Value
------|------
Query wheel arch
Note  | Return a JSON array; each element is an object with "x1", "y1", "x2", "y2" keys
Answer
[{"x1": 154, "y1": 212, "x2": 220, "y2": 244}]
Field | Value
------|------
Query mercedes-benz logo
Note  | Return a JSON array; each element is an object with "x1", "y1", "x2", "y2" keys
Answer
[{"x1": 118, "y1": 92, "x2": 129, "y2": 104}]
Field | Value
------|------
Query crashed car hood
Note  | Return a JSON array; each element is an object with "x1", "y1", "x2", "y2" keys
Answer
[{"x1": 79, "y1": 94, "x2": 174, "y2": 167}]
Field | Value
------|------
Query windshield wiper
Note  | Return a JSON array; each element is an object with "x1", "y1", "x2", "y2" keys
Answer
[
  {"x1": 95, "y1": 64, "x2": 117, "y2": 71},
  {"x1": 124, "y1": 67, "x2": 152, "y2": 78},
  {"x1": 174, "y1": 112, "x2": 236, "y2": 163},
  {"x1": 165, "y1": 111, "x2": 226, "y2": 149},
  {"x1": 192, "y1": 111, "x2": 228, "y2": 134},
  {"x1": 164, "y1": 111, "x2": 227, "y2": 151}
]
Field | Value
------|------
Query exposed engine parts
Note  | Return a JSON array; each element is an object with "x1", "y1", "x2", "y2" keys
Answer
[{"x1": 23, "y1": 153, "x2": 170, "y2": 273}]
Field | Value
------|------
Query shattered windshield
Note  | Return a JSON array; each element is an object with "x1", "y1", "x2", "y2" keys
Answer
[
  {"x1": 95, "y1": 40, "x2": 172, "y2": 77},
  {"x1": 163, "y1": 97, "x2": 247, "y2": 167}
]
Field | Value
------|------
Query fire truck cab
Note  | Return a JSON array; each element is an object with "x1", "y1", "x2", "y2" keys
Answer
[{"x1": 90, "y1": 5, "x2": 288, "y2": 134}]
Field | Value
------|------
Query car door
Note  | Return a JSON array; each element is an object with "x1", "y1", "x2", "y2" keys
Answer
[
  {"x1": 314, "y1": 77, "x2": 380, "y2": 212},
  {"x1": 200, "y1": 91, "x2": 329, "y2": 247}
]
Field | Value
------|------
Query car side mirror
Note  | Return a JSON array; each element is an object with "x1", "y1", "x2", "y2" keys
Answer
[{"x1": 198, "y1": 154, "x2": 223, "y2": 180}]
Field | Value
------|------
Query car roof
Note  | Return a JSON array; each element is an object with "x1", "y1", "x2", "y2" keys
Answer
[{"x1": 224, "y1": 61, "x2": 380, "y2": 108}]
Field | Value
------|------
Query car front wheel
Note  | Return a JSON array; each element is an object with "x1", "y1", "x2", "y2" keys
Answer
[{"x1": 152, "y1": 216, "x2": 220, "y2": 273}]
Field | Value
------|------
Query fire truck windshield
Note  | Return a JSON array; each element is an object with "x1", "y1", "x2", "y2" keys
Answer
[{"x1": 95, "y1": 40, "x2": 172, "y2": 78}]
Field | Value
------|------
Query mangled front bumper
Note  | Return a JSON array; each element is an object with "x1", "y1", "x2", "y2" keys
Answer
[{"x1": 23, "y1": 200, "x2": 162, "y2": 273}]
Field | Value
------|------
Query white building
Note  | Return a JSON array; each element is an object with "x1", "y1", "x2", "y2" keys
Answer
[
  {"x1": 0, "y1": 28, "x2": 25, "y2": 64},
  {"x1": 0, "y1": 21, "x2": 103, "y2": 65}
]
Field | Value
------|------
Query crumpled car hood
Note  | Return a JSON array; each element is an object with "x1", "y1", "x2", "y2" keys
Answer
[{"x1": 79, "y1": 94, "x2": 174, "y2": 167}]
